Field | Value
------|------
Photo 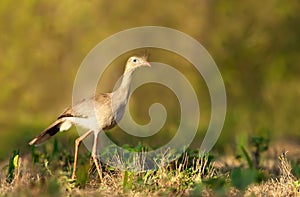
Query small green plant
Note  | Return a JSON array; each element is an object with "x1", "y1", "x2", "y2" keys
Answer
[
  {"x1": 239, "y1": 136, "x2": 269, "y2": 169},
  {"x1": 31, "y1": 146, "x2": 39, "y2": 163},
  {"x1": 122, "y1": 170, "x2": 134, "y2": 193},
  {"x1": 230, "y1": 168, "x2": 257, "y2": 191},
  {"x1": 230, "y1": 136, "x2": 269, "y2": 191},
  {"x1": 250, "y1": 136, "x2": 269, "y2": 169},
  {"x1": 291, "y1": 159, "x2": 300, "y2": 178},
  {"x1": 240, "y1": 145, "x2": 253, "y2": 169},
  {"x1": 201, "y1": 176, "x2": 228, "y2": 195},
  {"x1": 6, "y1": 149, "x2": 19, "y2": 183}
]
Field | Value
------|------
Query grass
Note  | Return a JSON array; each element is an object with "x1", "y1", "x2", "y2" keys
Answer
[{"x1": 0, "y1": 138, "x2": 300, "y2": 196}]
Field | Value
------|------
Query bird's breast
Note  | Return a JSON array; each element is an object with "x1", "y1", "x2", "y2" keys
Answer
[{"x1": 113, "y1": 103, "x2": 126, "y2": 123}]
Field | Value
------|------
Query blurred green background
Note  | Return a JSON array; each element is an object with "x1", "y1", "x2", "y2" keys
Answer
[{"x1": 0, "y1": 0, "x2": 299, "y2": 160}]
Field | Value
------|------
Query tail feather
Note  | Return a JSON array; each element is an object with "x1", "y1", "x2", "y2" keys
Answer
[{"x1": 29, "y1": 119, "x2": 65, "y2": 146}]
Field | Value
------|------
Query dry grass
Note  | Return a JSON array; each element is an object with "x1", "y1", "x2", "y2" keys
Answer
[
  {"x1": 246, "y1": 153, "x2": 300, "y2": 197},
  {"x1": 0, "y1": 151, "x2": 216, "y2": 196},
  {"x1": 0, "y1": 146, "x2": 300, "y2": 196}
]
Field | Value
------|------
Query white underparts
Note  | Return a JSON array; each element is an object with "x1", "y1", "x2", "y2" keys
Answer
[
  {"x1": 61, "y1": 116, "x2": 100, "y2": 131},
  {"x1": 59, "y1": 120, "x2": 72, "y2": 131}
]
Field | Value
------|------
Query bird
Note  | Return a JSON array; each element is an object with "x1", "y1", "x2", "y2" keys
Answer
[{"x1": 28, "y1": 55, "x2": 151, "y2": 181}]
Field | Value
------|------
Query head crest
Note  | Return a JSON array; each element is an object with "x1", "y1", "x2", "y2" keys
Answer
[{"x1": 142, "y1": 50, "x2": 149, "y2": 61}]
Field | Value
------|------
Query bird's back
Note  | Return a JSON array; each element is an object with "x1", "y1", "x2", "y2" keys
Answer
[{"x1": 59, "y1": 93, "x2": 116, "y2": 131}]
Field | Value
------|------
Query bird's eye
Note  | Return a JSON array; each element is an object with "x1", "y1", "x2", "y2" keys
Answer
[{"x1": 132, "y1": 58, "x2": 138, "y2": 63}]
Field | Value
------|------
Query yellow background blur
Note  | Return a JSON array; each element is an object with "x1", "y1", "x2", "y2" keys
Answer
[{"x1": 0, "y1": 0, "x2": 299, "y2": 160}]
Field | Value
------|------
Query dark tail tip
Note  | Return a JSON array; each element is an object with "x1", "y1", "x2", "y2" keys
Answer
[{"x1": 28, "y1": 119, "x2": 63, "y2": 146}]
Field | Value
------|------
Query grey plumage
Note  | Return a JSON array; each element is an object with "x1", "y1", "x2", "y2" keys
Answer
[
  {"x1": 28, "y1": 56, "x2": 151, "y2": 181},
  {"x1": 28, "y1": 93, "x2": 113, "y2": 146}
]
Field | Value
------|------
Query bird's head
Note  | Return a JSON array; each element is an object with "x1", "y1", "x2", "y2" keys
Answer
[{"x1": 125, "y1": 56, "x2": 151, "y2": 73}]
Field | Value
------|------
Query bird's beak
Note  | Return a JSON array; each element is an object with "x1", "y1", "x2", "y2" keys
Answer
[{"x1": 143, "y1": 61, "x2": 151, "y2": 67}]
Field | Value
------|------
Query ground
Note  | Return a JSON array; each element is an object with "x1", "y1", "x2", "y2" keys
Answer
[{"x1": 1, "y1": 139, "x2": 300, "y2": 196}]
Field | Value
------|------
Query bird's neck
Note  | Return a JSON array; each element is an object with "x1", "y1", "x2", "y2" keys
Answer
[{"x1": 113, "y1": 69, "x2": 134, "y2": 105}]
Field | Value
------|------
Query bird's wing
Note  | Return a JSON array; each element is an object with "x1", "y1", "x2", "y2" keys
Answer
[
  {"x1": 58, "y1": 93, "x2": 112, "y2": 119},
  {"x1": 57, "y1": 106, "x2": 85, "y2": 119},
  {"x1": 28, "y1": 93, "x2": 112, "y2": 146}
]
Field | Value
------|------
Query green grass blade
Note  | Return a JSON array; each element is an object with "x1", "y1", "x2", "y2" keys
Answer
[{"x1": 240, "y1": 145, "x2": 253, "y2": 169}]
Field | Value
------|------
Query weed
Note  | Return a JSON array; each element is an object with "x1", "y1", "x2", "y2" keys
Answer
[
  {"x1": 6, "y1": 149, "x2": 19, "y2": 183},
  {"x1": 246, "y1": 152, "x2": 300, "y2": 196},
  {"x1": 1, "y1": 141, "x2": 300, "y2": 196}
]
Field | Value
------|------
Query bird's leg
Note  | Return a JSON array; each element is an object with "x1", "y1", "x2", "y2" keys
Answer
[
  {"x1": 92, "y1": 131, "x2": 103, "y2": 182},
  {"x1": 71, "y1": 130, "x2": 93, "y2": 180}
]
